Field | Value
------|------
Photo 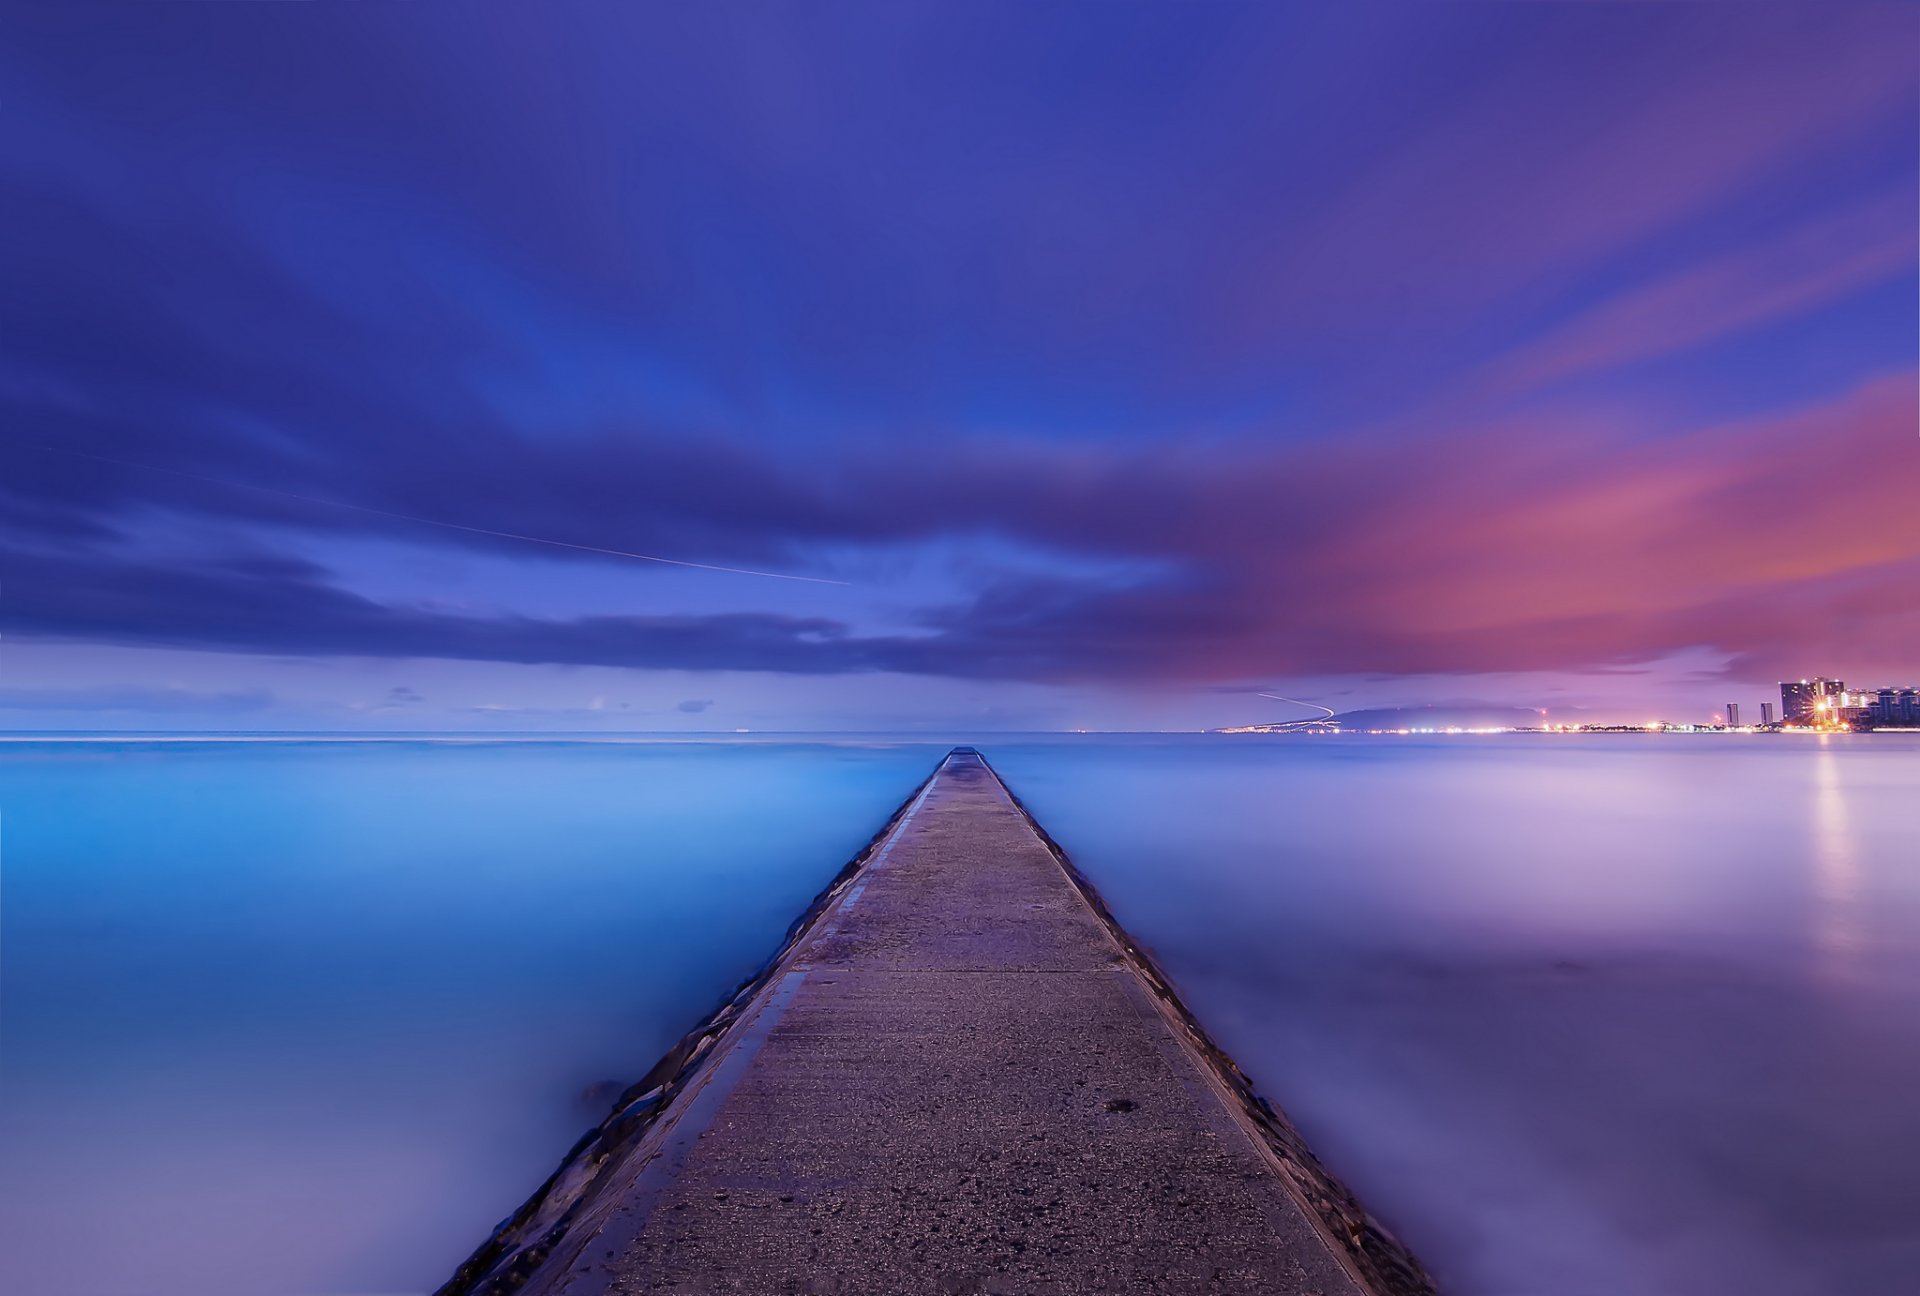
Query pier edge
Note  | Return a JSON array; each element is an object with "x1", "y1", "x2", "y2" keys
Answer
[
  {"x1": 433, "y1": 762, "x2": 945, "y2": 1296},
  {"x1": 436, "y1": 748, "x2": 1438, "y2": 1296},
  {"x1": 975, "y1": 751, "x2": 1438, "y2": 1296}
]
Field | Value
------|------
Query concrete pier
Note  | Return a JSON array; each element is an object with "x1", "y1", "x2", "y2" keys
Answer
[{"x1": 443, "y1": 749, "x2": 1431, "y2": 1296}]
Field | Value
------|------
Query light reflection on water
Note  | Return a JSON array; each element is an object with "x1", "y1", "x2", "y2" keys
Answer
[
  {"x1": 2, "y1": 733, "x2": 1917, "y2": 1296},
  {"x1": 1810, "y1": 744, "x2": 1864, "y2": 982}
]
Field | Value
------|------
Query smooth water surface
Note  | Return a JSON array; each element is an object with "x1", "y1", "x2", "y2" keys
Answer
[
  {"x1": 0, "y1": 738, "x2": 944, "y2": 1296},
  {"x1": 994, "y1": 734, "x2": 1920, "y2": 1296},
  {"x1": 5, "y1": 734, "x2": 1918, "y2": 1295}
]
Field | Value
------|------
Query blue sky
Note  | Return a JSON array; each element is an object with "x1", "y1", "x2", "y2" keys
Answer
[{"x1": 2, "y1": 3, "x2": 1915, "y2": 730}]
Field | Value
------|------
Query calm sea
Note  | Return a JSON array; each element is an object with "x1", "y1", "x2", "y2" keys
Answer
[{"x1": 3, "y1": 734, "x2": 1917, "y2": 1295}]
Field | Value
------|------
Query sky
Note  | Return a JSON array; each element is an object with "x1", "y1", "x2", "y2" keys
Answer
[{"x1": 2, "y1": 2, "x2": 1916, "y2": 732}]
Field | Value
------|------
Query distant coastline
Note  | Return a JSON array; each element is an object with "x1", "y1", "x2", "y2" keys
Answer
[
  {"x1": 1214, "y1": 726, "x2": 1920, "y2": 735},
  {"x1": 1217, "y1": 693, "x2": 1920, "y2": 735}
]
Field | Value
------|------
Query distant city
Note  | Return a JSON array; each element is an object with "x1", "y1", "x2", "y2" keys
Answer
[
  {"x1": 1760, "y1": 677, "x2": 1920, "y2": 731},
  {"x1": 1218, "y1": 675, "x2": 1920, "y2": 735}
]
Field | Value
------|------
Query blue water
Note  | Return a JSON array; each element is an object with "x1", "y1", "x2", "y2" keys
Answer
[
  {"x1": 0, "y1": 738, "x2": 946, "y2": 1296},
  {"x1": 4, "y1": 734, "x2": 1918, "y2": 1296}
]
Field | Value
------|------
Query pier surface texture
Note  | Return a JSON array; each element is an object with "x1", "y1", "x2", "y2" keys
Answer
[{"x1": 449, "y1": 749, "x2": 1431, "y2": 1296}]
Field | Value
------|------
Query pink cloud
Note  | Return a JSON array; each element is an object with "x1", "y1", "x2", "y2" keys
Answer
[
  {"x1": 899, "y1": 370, "x2": 1920, "y2": 685},
  {"x1": 1477, "y1": 188, "x2": 1917, "y2": 396},
  {"x1": 1221, "y1": 9, "x2": 1918, "y2": 342},
  {"x1": 1240, "y1": 371, "x2": 1920, "y2": 678}
]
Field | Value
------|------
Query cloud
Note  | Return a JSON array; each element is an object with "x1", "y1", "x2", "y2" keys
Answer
[
  {"x1": 0, "y1": 684, "x2": 276, "y2": 713},
  {"x1": 0, "y1": 4, "x2": 1912, "y2": 706},
  {"x1": 676, "y1": 698, "x2": 714, "y2": 713},
  {"x1": 0, "y1": 541, "x2": 880, "y2": 672},
  {"x1": 5, "y1": 371, "x2": 1913, "y2": 687},
  {"x1": 1476, "y1": 188, "x2": 1918, "y2": 397},
  {"x1": 1244, "y1": 8, "x2": 1919, "y2": 340}
]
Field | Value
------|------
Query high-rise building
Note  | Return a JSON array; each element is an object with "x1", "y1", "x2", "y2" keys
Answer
[
  {"x1": 1833, "y1": 691, "x2": 1874, "y2": 725},
  {"x1": 1781, "y1": 677, "x2": 1844, "y2": 724},
  {"x1": 1761, "y1": 702, "x2": 1776, "y2": 725},
  {"x1": 1726, "y1": 703, "x2": 1740, "y2": 727},
  {"x1": 1777, "y1": 677, "x2": 1918, "y2": 728}
]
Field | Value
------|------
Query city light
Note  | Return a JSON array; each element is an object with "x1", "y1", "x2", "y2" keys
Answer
[{"x1": 1217, "y1": 674, "x2": 1918, "y2": 737}]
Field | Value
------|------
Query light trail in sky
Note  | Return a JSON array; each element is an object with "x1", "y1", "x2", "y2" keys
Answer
[
  {"x1": 22, "y1": 442, "x2": 849, "y2": 585},
  {"x1": 1257, "y1": 693, "x2": 1337, "y2": 721}
]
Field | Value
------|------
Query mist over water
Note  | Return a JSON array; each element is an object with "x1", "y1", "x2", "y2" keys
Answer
[
  {"x1": 0, "y1": 738, "x2": 945, "y2": 1296},
  {"x1": 992, "y1": 734, "x2": 1920, "y2": 1296},
  {"x1": 4, "y1": 734, "x2": 1918, "y2": 1295}
]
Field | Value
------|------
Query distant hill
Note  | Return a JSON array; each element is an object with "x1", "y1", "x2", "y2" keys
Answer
[
  {"x1": 1329, "y1": 705, "x2": 1554, "y2": 729},
  {"x1": 1218, "y1": 702, "x2": 1602, "y2": 733}
]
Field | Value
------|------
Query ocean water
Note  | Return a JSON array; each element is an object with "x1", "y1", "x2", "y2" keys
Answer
[
  {"x1": 0, "y1": 737, "x2": 947, "y2": 1296},
  {"x1": 991, "y1": 734, "x2": 1920, "y2": 1296},
  {"x1": 3, "y1": 734, "x2": 1918, "y2": 1296}
]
